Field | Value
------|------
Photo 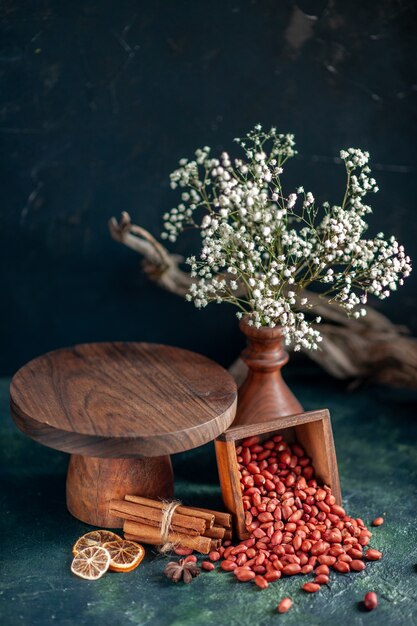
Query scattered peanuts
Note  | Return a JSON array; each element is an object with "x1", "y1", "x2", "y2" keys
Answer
[
  {"x1": 184, "y1": 554, "x2": 197, "y2": 563},
  {"x1": 254, "y1": 575, "x2": 269, "y2": 589},
  {"x1": 303, "y1": 582, "x2": 321, "y2": 593},
  {"x1": 364, "y1": 591, "x2": 378, "y2": 610},
  {"x1": 201, "y1": 560, "x2": 215, "y2": 571},
  {"x1": 277, "y1": 597, "x2": 293, "y2": 613},
  {"x1": 333, "y1": 560, "x2": 350, "y2": 573},
  {"x1": 221, "y1": 559, "x2": 237, "y2": 571},
  {"x1": 372, "y1": 517, "x2": 384, "y2": 526},
  {"x1": 235, "y1": 568, "x2": 256, "y2": 582},
  {"x1": 365, "y1": 549, "x2": 382, "y2": 561},
  {"x1": 215, "y1": 434, "x2": 384, "y2": 599},
  {"x1": 282, "y1": 563, "x2": 301, "y2": 576},
  {"x1": 314, "y1": 574, "x2": 329, "y2": 585},
  {"x1": 265, "y1": 570, "x2": 281, "y2": 582}
]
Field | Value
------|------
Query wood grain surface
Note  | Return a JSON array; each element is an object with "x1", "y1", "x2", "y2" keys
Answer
[
  {"x1": 10, "y1": 342, "x2": 237, "y2": 457},
  {"x1": 66, "y1": 455, "x2": 174, "y2": 527}
]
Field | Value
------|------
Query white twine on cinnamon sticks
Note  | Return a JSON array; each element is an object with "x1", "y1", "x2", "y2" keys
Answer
[{"x1": 158, "y1": 499, "x2": 182, "y2": 553}]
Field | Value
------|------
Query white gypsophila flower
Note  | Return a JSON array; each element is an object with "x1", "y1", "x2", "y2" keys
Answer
[
  {"x1": 287, "y1": 193, "x2": 297, "y2": 209},
  {"x1": 161, "y1": 125, "x2": 412, "y2": 349}
]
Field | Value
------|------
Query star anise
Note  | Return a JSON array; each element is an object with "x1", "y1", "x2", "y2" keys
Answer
[{"x1": 164, "y1": 557, "x2": 201, "y2": 583}]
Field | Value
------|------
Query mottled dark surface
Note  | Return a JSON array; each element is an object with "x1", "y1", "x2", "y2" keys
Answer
[
  {"x1": 1, "y1": 368, "x2": 416, "y2": 626},
  {"x1": 1, "y1": 1, "x2": 417, "y2": 375}
]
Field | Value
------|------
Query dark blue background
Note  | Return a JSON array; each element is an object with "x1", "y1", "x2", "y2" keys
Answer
[{"x1": 1, "y1": 0, "x2": 416, "y2": 375}]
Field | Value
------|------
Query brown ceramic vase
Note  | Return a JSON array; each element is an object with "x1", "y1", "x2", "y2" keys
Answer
[{"x1": 233, "y1": 317, "x2": 303, "y2": 426}]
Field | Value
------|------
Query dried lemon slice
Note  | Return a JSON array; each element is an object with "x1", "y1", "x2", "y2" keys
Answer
[
  {"x1": 71, "y1": 546, "x2": 110, "y2": 580},
  {"x1": 103, "y1": 540, "x2": 145, "y2": 572},
  {"x1": 72, "y1": 530, "x2": 122, "y2": 556}
]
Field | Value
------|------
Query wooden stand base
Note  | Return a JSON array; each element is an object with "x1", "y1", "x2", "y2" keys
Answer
[
  {"x1": 66, "y1": 455, "x2": 174, "y2": 528},
  {"x1": 11, "y1": 342, "x2": 237, "y2": 529}
]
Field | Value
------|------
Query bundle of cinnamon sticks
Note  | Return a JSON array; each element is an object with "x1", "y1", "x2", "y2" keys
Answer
[{"x1": 109, "y1": 495, "x2": 232, "y2": 554}]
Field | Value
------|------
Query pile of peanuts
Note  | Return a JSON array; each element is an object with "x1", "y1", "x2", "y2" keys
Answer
[{"x1": 211, "y1": 434, "x2": 382, "y2": 593}]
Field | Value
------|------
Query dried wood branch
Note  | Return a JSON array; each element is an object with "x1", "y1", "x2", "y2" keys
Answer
[
  {"x1": 109, "y1": 212, "x2": 417, "y2": 389},
  {"x1": 109, "y1": 212, "x2": 193, "y2": 294}
]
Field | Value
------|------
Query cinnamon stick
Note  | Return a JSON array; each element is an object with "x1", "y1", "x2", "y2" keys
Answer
[
  {"x1": 124, "y1": 495, "x2": 215, "y2": 529},
  {"x1": 203, "y1": 525, "x2": 226, "y2": 539},
  {"x1": 209, "y1": 539, "x2": 222, "y2": 551},
  {"x1": 193, "y1": 507, "x2": 232, "y2": 528},
  {"x1": 110, "y1": 499, "x2": 205, "y2": 535},
  {"x1": 123, "y1": 520, "x2": 212, "y2": 554}
]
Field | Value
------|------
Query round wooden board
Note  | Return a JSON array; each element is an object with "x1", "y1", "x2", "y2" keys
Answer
[{"x1": 10, "y1": 342, "x2": 237, "y2": 458}]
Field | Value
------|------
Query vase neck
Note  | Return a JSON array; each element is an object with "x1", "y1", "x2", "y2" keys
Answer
[
  {"x1": 239, "y1": 318, "x2": 289, "y2": 373},
  {"x1": 233, "y1": 317, "x2": 303, "y2": 426}
]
